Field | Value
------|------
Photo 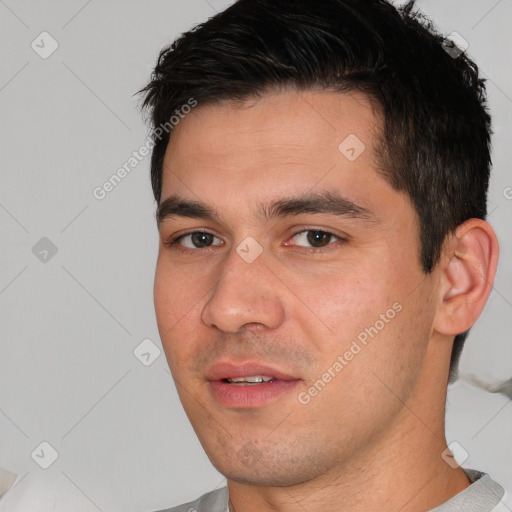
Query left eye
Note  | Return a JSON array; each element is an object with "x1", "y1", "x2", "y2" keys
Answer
[{"x1": 290, "y1": 230, "x2": 342, "y2": 248}]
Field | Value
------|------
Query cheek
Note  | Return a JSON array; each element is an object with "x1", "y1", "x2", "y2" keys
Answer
[
  {"x1": 153, "y1": 259, "x2": 203, "y2": 367},
  {"x1": 291, "y1": 265, "x2": 397, "y2": 339},
  {"x1": 153, "y1": 263, "x2": 178, "y2": 331},
  {"x1": 154, "y1": 255, "x2": 206, "y2": 327},
  {"x1": 289, "y1": 254, "x2": 428, "y2": 375}
]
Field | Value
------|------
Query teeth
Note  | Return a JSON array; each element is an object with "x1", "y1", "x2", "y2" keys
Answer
[{"x1": 227, "y1": 375, "x2": 274, "y2": 383}]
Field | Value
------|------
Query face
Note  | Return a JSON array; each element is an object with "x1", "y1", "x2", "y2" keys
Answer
[{"x1": 154, "y1": 89, "x2": 441, "y2": 486}]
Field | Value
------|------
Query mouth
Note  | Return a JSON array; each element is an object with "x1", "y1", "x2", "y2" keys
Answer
[
  {"x1": 222, "y1": 375, "x2": 276, "y2": 385},
  {"x1": 206, "y1": 361, "x2": 301, "y2": 409}
]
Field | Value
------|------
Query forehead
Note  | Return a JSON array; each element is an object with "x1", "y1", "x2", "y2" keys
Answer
[
  {"x1": 165, "y1": 89, "x2": 381, "y2": 167},
  {"x1": 160, "y1": 89, "x2": 409, "y2": 225}
]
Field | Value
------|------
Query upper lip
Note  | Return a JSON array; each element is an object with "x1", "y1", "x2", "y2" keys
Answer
[{"x1": 206, "y1": 361, "x2": 299, "y2": 382}]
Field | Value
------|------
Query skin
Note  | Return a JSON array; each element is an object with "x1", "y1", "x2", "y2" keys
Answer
[{"x1": 153, "y1": 89, "x2": 498, "y2": 511}]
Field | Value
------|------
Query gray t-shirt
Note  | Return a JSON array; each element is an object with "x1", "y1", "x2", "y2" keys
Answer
[{"x1": 156, "y1": 468, "x2": 507, "y2": 512}]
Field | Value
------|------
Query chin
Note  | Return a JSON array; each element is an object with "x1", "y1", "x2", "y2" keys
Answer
[
  {"x1": 220, "y1": 467, "x2": 312, "y2": 487},
  {"x1": 206, "y1": 448, "x2": 330, "y2": 488}
]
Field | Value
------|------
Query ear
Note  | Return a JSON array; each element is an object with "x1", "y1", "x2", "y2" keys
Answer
[{"x1": 434, "y1": 219, "x2": 499, "y2": 336}]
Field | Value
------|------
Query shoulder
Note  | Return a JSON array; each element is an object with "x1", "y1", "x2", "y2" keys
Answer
[
  {"x1": 491, "y1": 489, "x2": 512, "y2": 512},
  {"x1": 151, "y1": 486, "x2": 229, "y2": 512},
  {"x1": 430, "y1": 468, "x2": 508, "y2": 511},
  {"x1": 465, "y1": 468, "x2": 512, "y2": 511}
]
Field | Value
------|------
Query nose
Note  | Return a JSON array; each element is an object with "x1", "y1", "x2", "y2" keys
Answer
[{"x1": 201, "y1": 243, "x2": 286, "y2": 333}]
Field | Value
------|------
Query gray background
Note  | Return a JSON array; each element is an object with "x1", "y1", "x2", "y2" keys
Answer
[{"x1": 0, "y1": 1, "x2": 510, "y2": 511}]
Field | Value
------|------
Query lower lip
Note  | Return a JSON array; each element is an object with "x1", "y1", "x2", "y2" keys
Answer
[{"x1": 209, "y1": 379, "x2": 300, "y2": 409}]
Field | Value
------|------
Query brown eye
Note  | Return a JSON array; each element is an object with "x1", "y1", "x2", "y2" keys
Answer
[
  {"x1": 306, "y1": 230, "x2": 333, "y2": 247},
  {"x1": 176, "y1": 232, "x2": 222, "y2": 249},
  {"x1": 290, "y1": 229, "x2": 340, "y2": 248},
  {"x1": 191, "y1": 233, "x2": 214, "y2": 247}
]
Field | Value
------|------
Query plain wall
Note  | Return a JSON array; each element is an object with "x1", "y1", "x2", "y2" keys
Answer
[{"x1": 0, "y1": 1, "x2": 510, "y2": 510}]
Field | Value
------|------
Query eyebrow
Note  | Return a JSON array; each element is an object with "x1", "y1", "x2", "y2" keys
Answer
[{"x1": 156, "y1": 191, "x2": 377, "y2": 227}]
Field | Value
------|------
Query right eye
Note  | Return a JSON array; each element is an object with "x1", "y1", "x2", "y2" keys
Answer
[{"x1": 170, "y1": 231, "x2": 223, "y2": 249}]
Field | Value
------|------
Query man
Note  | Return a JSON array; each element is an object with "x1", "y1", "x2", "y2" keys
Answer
[{"x1": 140, "y1": 0, "x2": 506, "y2": 510}]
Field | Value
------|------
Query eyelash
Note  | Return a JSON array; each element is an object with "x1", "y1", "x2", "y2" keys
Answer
[{"x1": 164, "y1": 229, "x2": 348, "y2": 253}]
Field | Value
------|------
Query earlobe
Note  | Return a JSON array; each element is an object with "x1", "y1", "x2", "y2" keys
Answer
[{"x1": 434, "y1": 219, "x2": 499, "y2": 336}]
